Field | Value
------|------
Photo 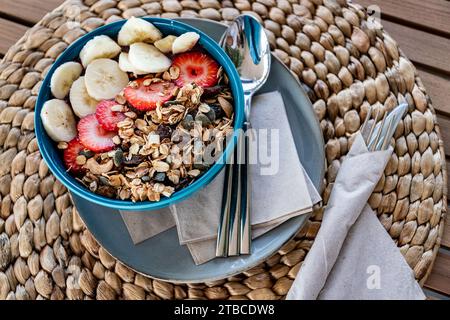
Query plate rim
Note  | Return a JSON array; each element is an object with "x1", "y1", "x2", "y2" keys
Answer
[{"x1": 73, "y1": 18, "x2": 326, "y2": 283}]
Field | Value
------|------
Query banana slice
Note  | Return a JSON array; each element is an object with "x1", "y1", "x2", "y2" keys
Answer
[
  {"x1": 129, "y1": 43, "x2": 171, "y2": 73},
  {"x1": 79, "y1": 35, "x2": 121, "y2": 67},
  {"x1": 118, "y1": 17, "x2": 163, "y2": 46},
  {"x1": 40, "y1": 99, "x2": 77, "y2": 142},
  {"x1": 172, "y1": 32, "x2": 200, "y2": 54},
  {"x1": 118, "y1": 52, "x2": 147, "y2": 75},
  {"x1": 50, "y1": 62, "x2": 83, "y2": 99},
  {"x1": 85, "y1": 58, "x2": 129, "y2": 101},
  {"x1": 70, "y1": 77, "x2": 100, "y2": 118},
  {"x1": 154, "y1": 35, "x2": 177, "y2": 54}
]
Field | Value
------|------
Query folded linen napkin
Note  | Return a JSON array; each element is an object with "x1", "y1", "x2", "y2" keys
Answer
[
  {"x1": 120, "y1": 91, "x2": 321, "y2": 265},
  {"x1": 121, "y1": 208, "x2": 175, "y2": 245},
  {"x1": 287, "y1": 133, "x2": 425, "y2": 300}
]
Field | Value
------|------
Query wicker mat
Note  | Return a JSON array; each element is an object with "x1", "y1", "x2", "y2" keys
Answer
[{"x1": 0, "y1": 0, "x2": 446, "y2": 300}]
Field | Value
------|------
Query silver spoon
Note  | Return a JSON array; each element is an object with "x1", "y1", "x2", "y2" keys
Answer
[{"x1": 215, "y1": 15, "x2": 271, "y2": 257}]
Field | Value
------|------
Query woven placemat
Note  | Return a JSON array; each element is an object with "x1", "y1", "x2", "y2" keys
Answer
[{"x1": 0, "y1": 0, "x2": 446, "y2": 300}]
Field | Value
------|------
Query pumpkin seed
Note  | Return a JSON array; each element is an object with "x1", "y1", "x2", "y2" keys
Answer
[
  {"x1": 79, "y1": 150, "x2": 95, "y2": 158},
  {"x1": 113, "y1": 150, "x2": 124, "y2": 167},
  {"x1": 181, "y1": 114, "x2": 195, "y2": 130},
  {"x1": 154, "y1": 172, "x2": 166, "y2": 182},
  {"x1": 99, "y1": 176, "x2": 111, "y2": 186},
  {"x1": 195, "y1": 113, "x2": 211, "y2": 126}
]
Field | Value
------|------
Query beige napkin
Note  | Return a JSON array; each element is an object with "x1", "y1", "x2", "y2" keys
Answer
[
  {"x1": 121, "y1": 208, "x2": 175, "y2": 244},
  {"x1": 121, "y1": 91, "x2": 321, "y2": 265},
  {"x1": 172, "y1": 91, "x2": 320, "y2": 245},
  {"x1": 286, "y1": 133, "x2": 425, "y2": 300}
]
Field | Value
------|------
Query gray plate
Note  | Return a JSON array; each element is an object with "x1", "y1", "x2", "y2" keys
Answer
[{"x1": 72, "y1": 19, "x2": 325, "y2": 283}]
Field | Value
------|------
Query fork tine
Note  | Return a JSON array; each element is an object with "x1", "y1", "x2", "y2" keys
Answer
[
  {"x1": 366, "y1": 107, "x2": 379, "y2": 145},
  {"x1": 370, "y1": 111, "x2": 387, "y2": 151},
  {"x1": 381, "y1": 116, "x2": 395, "y2": 151},
  {"x1": 360, "y1": 105, "x2": 373, "y2": 140}
]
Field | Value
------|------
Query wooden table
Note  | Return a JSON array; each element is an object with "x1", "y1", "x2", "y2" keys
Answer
[{"x1": 0, "y1": 0, "x2": 448, "y2": 299}]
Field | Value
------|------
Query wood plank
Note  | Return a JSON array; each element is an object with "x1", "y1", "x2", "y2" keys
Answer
[
  {"x1": 381, "y1": 20, "x2": 450, "y2": 74},
  {"x1": 425, "y1": 249, "x2": 450, "y2": 295},
  {"x1": 417, "y1": 67, "x2": 450, "y2": 116},
  {"x1": 443, "y1": 205, "x2": 450, "y2": 248},
  {"x1": 357, "y1": 0, "x2": 450, "y2": 36},
  {"x1": 0, "y1": 17, "x2": 28, "y2": 56},
  {"x1": 0, "y1": 0, "x2": 63, "y2": 25},
  {"x1": 436, "y1": 114, "x2": 450, "y2": 158}
]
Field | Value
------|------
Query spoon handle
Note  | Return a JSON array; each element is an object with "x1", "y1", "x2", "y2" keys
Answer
[
  {"x1": 227, "y1": 133, "x2": 244, "y2": 256},
  {"x1": 239, "y1": 121, "x2": 252, "y2": 254},
  {"x1": 215, "y1": 151, "x2": 234, "y2": 257}
]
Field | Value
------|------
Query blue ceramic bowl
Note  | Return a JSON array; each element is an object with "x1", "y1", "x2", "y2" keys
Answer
[{"x1": 35, "y1": 18, "x2": 245, "y2": 211}]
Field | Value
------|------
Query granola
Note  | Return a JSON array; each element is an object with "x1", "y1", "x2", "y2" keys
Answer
[{"x1": 72, "y1": 65, "x2": 233, "y2": 202}]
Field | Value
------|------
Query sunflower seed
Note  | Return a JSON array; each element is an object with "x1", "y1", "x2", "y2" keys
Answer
[{"x1": 218, "y1": 96, "x2": 233, "y2": 118}]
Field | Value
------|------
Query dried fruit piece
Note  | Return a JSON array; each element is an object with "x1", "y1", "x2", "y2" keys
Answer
[
  {"x1": 202, "y1": 85, "x2": 225, "y2": 98},
  {"x1": 156, "y1": 125, "x2": 173, "y2": 140}
]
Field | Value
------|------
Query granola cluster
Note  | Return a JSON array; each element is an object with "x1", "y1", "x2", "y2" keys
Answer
[{"x1": 74, "y1": 67, "x2": 234, "y2": 202}]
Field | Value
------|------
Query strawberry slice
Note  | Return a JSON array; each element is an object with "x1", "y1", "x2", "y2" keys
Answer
[
  {"x1": 95, "y1": 100, "x2": 126, "y2": 132},
  {"x1": 78, "y1": 114, "x2": 115, "y2": 152},
  {"x1": 63, "y1": 138, "x2": 86, "y2": 173},
  {"x1": 172, "y1": 51, "x2": 219, "y2": 88},
  {"x1": 124, "y1": 79, "x2": 176, "y2": 111}
]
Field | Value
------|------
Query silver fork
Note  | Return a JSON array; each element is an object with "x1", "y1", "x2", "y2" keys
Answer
[{"x1": 360, "y1": 103, "x2": 408, "y2": 151}]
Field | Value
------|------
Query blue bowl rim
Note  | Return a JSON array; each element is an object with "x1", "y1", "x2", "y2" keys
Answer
[{"x1": 35, "y1": 17, "x2": 245, "y2": 211}]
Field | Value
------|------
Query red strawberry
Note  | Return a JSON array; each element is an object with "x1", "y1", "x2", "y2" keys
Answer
[
  {"x1": 63, "y1": 138, "x2": 86, "y2": 173},
  {"x1": 95, "y1": 100, "x2": 126, "y2": 132},
  {"x1": 124, "y1": 79, "x2": 176, "y2": 111},
  {"x1": 172, "y1": 52, "x2": 219, "y2": 88},
  {"x1": 78, "y1": 114, "x2": 115, "y2": 152}
]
